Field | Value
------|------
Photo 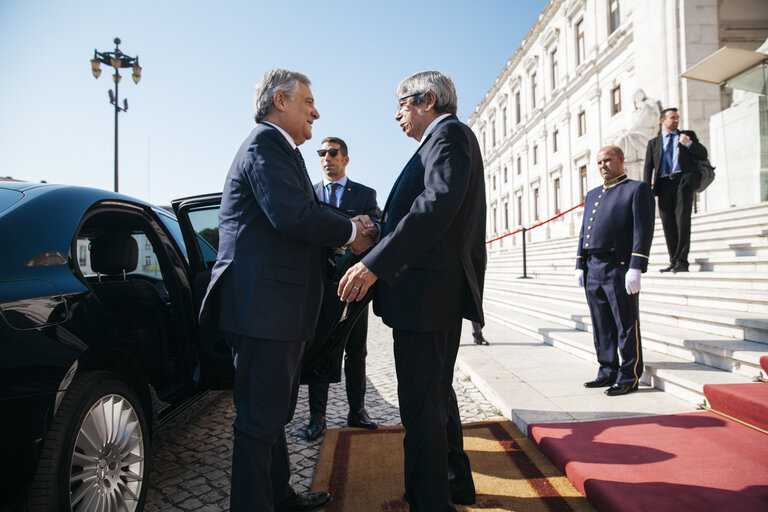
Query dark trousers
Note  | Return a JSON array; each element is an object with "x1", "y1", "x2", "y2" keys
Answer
[
  {"x1": 656, "y1": 174, "x2": 694, "y2": 267},
  {"x1": 393, "y1": 323, "x2": 474, "y2": 512},
  {"x1": 227, "y1": 333, "x2": 305, "y2": 512},
  {"x1": 308, "y1": 309, "x2": 369, "y2": 417},
  {"x1": 585, "y1": 253, "x2": 643, "y2": 387}
]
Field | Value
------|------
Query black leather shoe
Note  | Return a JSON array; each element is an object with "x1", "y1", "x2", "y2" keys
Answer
[
  {"x1": 605, "y1": 383, "x2": 638, "y2": 396},
  {"x1": 672, "y1": 263, "x2": 689, "y2": 273},
  {"x1": 659, "y1": 264, "x2": 675, "y2": 273},
  {"x1": 584, "y1": 376, "x2": 614, "y2": 388},
  {"x1": 473, "y1": 335, "x2": 490, "y2": 345},
  {"x1": 347, "y1": 409, "x2": 378, "y2": 429},
  {"x1": 303, "y1": 415, "x2": 326, "y2": 441},
  {"x1": 275, "y1": 491, "x2": 331, "y2": 512}
]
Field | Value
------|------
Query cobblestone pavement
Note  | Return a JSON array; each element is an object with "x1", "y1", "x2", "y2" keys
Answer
[{"x1": 145, "y1": 312, "x2": 502, "y2": 511}]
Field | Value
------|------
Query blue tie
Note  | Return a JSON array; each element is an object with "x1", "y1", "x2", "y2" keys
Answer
[
  {"x1": 662, "y1": 133, "x2": 675, "y2": 176},
  {"x1": 328, "y1": 183, "x2": 340, "y2": 207}
]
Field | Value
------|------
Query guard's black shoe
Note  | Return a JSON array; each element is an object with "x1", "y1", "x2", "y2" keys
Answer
[
  {"x1": 303, "y1": 415, "x2": 326, "y2": 441},
  {"x1": 473, "y1": 335, "x2": 490, "y2": 345},
  {"x1": 605, "y1": 383, "x2": 639, "y2": 396},
  {"x1": 347, "y1": 409, "x2": 378, "y2": 429},
  {"x1": 584, "y1": 376, "x2": 614, "y2": 388},
  {"x1": 672, "y1": 263, "x2": 689, "y2": 273},
  {"x1": 275, "y1": 491, "x2": 331, "y2": 512}
]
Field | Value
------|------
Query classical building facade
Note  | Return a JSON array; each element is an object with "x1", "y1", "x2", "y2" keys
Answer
[{"x1": 470, "y1": 0, "x2": 768, "y2": 252}]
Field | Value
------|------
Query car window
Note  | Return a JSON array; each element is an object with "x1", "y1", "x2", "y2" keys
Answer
[
  {"x1": 186, "y1": 206, "x2": 219, "y2": 268},
  {"x1": 0, "y1": 188, "x2": 23, "y2": 214}
]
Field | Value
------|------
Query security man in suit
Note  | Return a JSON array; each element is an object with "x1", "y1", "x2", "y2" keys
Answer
[
  {"x1": 643, "y1": 107, "x2": 708, "y2": 273},
  {"x1": 302, "y1": 136, "x2": 380, "y2": 441},
  {"x1": 199, "y1": 69, "x2": 374, "y2": 512},
  {"x1": 339, "y1": 71, "x2": 486, "y2": 511},
  {"x1": 576, "y1": 146, "x2": 655, "y2": 396}
]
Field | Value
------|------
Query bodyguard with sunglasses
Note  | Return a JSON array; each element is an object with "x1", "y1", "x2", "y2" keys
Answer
[{"x1": 302, "y1": 137, "x2": 380, "y2": 441}]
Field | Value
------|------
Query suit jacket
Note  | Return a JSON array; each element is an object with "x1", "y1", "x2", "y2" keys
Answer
[
  {"x1": 575, "y1": 176, "x2": 655, "y2": 272},
  {"x1": 313, "y1": 179, "x2": 379, "y2": 220},
  {"x1": 643, "y1": 130, "x2": 708, "y2": 195},
  {"x1": 200, "y1": 123, "x2": 352, "y2": 341},
  {"x1": 361, "y1": 115, "x2": 487, "y2": 331}
]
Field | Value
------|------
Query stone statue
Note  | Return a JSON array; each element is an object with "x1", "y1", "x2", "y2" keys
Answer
[{"x1": 615, "y1": 89, "x2": 661, "y2": 168}]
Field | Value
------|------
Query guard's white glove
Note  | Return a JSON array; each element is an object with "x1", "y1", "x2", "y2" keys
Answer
[
  {"x1": 625, "y1": 268, "x2": 642, "y2": 295},
  {"x1": 574, "y1": 269, "x2": 584, "y2": 287}
]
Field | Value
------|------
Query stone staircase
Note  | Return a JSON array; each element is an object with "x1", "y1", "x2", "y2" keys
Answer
[{"x1": 484, "y1": 201, "x2": 768, "y2": 405}]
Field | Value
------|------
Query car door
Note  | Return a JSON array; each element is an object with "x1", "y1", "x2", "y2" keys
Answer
[{"x1": 172, "y1": 194, "x2": 373, "y2": 388}]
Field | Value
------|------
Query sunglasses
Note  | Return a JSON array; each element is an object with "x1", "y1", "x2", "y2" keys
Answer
[{"x1": 317, "y1": 148, "x2": 341, "y2": 157}]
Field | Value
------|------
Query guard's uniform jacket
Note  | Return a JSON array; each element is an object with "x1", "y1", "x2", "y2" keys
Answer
[{"x1": 575, "y1": 173, "x2": 655, "y2": 387}]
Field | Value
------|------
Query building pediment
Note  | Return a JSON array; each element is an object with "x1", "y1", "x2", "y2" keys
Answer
[
  {"x1": 524, "y1": 55, "x2": 539, "y2": 72},
  {"x1": 565, "y1": 0, "x2": 586, "y2": 20},
  {"x1": 542, "y1": 27, "x2": 560, "y2": 49}
]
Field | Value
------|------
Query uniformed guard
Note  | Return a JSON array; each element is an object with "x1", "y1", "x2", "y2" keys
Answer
[{"x1": 575, "y1": 145, "x2": 655, "y2": 396}]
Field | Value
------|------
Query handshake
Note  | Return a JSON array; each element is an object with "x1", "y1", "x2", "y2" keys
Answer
[{"x1": 348, "y1": 214, "x2": 379, "y2": 255}]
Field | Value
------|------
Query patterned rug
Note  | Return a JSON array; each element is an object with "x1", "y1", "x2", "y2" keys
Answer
[{"x1": 310, "y1": 420, "x2": 593, "y2": 511}]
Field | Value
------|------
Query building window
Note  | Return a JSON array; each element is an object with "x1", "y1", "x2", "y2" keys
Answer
[
  {"x1": 492, "y1": 119, "x2": 497, "y2": 147},
  {"x1": 533, "y1": 187, "x2": 540, "y2": 221},
  {"x1": 579, "y1": 165, "x2": 588, "y2": 201},
  {"x1": 481, "y1": 130, "x2": 486, "y2": 155},
  {"x1": 576, "y1": 19, "x2": 585, "y2": 65},
  {"x1": 515, "y1": 91, "x2": 521, "y2": 124},
  {"x1": 611, "y1": 85, "x2": 621, "y2": 115},
  {"x1": 578, "y1": 110, "x2": 586, "y2": 137},
  {"x1": 553, "y1": 177, "x2": 561, "y2": 214},
  {"x1": 517, "y1": 156, "x2": 522, "y2": 175},
  {"x1": 553, "y1": 128, "x2": 559, "y2": 152},
  {"x1": 551, "y1": 48, "x2": 559, "y2": 89},
  {"x1": 492, "y1": 174, "x2": 497, "y2": 190},
  {"x1": 533, "y1": 144, "x2": 539, "y2": 165},
  {"x1": 531, "y1": 72, "x2": 538, "y2": 109},
  {"x1": 78, "y1": 245, "x2": 87, "y2": 266},
  {"x1": 516, "y1": 195, "x2": 523, "y2": 226},
  {"x1": 144, "y1": 255, "x2": 152, "y2": 270},
  {"x1": 492, "y1": 206, "x2": 498, "y2": 233},
  {"x1": 502, "y1": 108, "x2": 507, "y2": 135},
  {"x1": 504, "y1": 201, "x2": 510, "y2": 231},
  {"x1": 504, "y1": 166, "x2": 508, "y2": 183},
  {"x1": 609, "y1": 0, "x2": 620, "y2": 34}
]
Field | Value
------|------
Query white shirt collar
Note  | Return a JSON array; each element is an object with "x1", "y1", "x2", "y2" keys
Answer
[
  {"x1": 262, "y1": 121, "x2": 297, "y2": 149},
  {"x1": 322, "y1": 175, "x2": 348, "y2": 188},
  {"x1": 417, "y1": 113, "x2": 451, "y2": 150}
]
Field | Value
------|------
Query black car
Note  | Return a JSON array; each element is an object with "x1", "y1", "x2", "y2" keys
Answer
[{"x1": 0, "y1": 181, "x2": 368, "y2": 511}]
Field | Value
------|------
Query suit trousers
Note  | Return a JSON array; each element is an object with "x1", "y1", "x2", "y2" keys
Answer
[
  {"x1": 308, "y1": 309, "x2": 369, "y2": 416},
  {"x1": 655, "y1": 174, "x2": 694, "y2": 267},
  {"x1": 585, "y1": 253, "x2": 643, "y2": 387},
  {"x1": 393, "y1": 324, "x2": 475, "y2": 512},
  {"x1": 227, "y1": 333, "x2": 305, "y2": 512}
]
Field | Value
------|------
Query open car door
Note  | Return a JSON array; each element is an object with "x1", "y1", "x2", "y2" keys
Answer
[{"x1": 171, "y1": 194, "x2": 373, "y2": 389}]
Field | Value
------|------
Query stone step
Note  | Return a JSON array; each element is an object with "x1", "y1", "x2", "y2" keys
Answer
[
  {"x1": 483, "y1": 290, "x2": 768, "y2": 377},
  {"x1": 484, "y1": 283, "x2": 768, "y2": 344},
  {"x1": 482, "y1": 300, "x2": 753, "y2": 405},
  {"x1": 484, "y1": 275, "x2": 768, "y2": 314}
]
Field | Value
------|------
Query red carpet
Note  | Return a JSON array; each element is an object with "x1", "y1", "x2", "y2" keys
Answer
[
  {"x1": 529, "y1": 411, "x2": 768, "y2": 511},
  {"x1": 704, "y1": 382, "x2": 768, "y2": 431}
]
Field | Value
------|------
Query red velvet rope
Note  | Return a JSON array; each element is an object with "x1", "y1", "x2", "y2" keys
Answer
[{"x1": 486, "y1": 202, "x2": 585, "y2": 244}]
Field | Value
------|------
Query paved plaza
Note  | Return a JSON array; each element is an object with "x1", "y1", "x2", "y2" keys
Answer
[{"x1": 144, "y1": 310, "x2": 502, "y2": 511}]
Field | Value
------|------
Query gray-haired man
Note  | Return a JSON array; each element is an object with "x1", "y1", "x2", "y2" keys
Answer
[
  {"x1": 200, "y1": 69, "x2": 374, "y2": 511},
  {"x1": 339, "y1": 71, "x2": 487, "y2": 511}
]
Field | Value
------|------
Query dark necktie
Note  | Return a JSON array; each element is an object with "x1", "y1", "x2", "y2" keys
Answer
[
  {"x1": 662, "y1": 133, "x2": 675, "y2": 176},
  {"x1": 328, "y1": 182, "x2": 340, "y2": 207},
  {"x1": 294, "y1": 148, "x2": 313, "y2": 187}
]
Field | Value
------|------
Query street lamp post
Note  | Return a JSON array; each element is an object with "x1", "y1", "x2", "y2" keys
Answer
[{"x1": 90, "y1": 37, "x2": 141, "y2": 193}]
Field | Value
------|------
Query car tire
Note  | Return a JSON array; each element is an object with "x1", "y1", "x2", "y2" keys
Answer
[{"x1": 28, "y1": 371, "x2": 150, "y2": 512}]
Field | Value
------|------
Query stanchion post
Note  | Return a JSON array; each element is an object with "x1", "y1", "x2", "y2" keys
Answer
[{"x1": 518, "y1": 227, "x2": 532, "y2": 279}]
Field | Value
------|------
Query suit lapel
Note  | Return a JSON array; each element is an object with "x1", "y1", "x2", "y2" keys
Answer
[
  {"x1": 339, "y1": 179, "x2": 354, "y2": 211},
  {"x1": 383, "y1": 133, "x2": 434, "y2": 218}
]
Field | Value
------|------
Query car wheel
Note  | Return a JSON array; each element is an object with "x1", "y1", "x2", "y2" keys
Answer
[{"x1": 29, "y1": 371, "x2": 150, "y2": 512}]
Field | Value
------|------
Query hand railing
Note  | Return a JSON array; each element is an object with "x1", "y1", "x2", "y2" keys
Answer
[{"x1": 486, "y1": 202, "x2": 585, "y2": 278}]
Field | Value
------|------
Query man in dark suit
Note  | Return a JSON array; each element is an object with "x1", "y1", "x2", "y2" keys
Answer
[
  {"x1": 200, "y1": 69, "x2": 374, "y2": 512},
  {"x1": 302, "y1": 136, "x2": 380, "y2": 441},
  {"x1": 576, "y1": 146, "x2": 655, "y2": 396},
  {"x1": 338, "y1": 71, "x2": 486, "y2": 511},
  {"x1": 643, "y1": 107, "x2": 708, "y2": 273}
]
